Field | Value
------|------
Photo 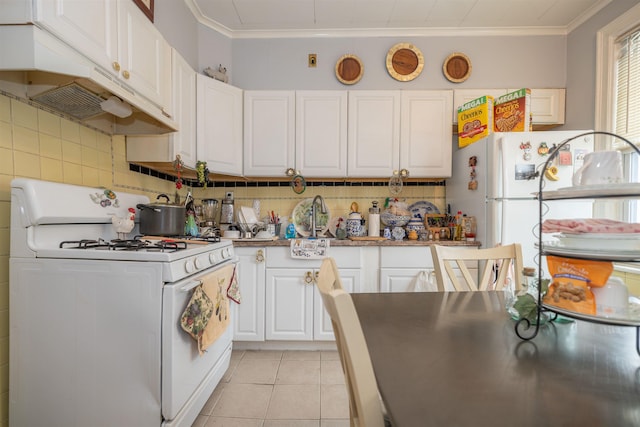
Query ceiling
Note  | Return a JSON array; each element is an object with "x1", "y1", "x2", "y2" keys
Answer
[{"x1": 185, "y1": 0, "x2": 612, "y2": 38}]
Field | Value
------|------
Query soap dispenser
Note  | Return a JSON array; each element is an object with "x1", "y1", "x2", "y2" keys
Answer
[{"x1": 368, "y1": 201, "x2": 380, "y2": 237}]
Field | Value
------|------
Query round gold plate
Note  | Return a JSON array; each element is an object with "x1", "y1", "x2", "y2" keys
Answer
[
  {"x1": 386, "y1": 43, "x2": 424, "y2": 82},
  {"x1": 335, "y1": 54, "x2": 364, "y2": 85},
  {"x1": 443, "y1": 52, "x2": 472, "y2": 83}
]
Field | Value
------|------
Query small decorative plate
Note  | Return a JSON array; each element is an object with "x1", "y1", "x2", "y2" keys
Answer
[
  {"x1": 386, "y1": 43, "x2": 424, "y2": 82},
  {"x1": 443, "y1": 52, "x2": 472, "y2": 83},
  {"x1": 335, "y1": 54, "x2": 364, "y2": 85}
]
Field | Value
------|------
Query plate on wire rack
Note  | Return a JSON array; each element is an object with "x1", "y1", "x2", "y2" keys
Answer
[
  {"x1": 292, "y1": 198, "x2": 330, "y2": 237},
  {"x1": 409, "y1": 201, "x2": 440, "y2": 218}
]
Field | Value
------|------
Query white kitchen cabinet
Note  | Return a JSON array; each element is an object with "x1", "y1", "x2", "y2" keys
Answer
[
  {"x1": 264, "y1": 247, "x2": 361, "y2": 341},
  {"x1": 347, "y1": 91, "x2": 401, "y2": 177},
  {"x1": 35, "y1": 0, "x2": 171, "y2": 111},
  {"x1": 379, "y1": 246, "x2": 477, "y2": 292},
  {"x1": 295, "y1": 91, "x2": 348, "y2": 177},
  {"x1": 234, "y1": 248, "x2": 266, "y2": 341},
  {"x1": 528, "y1": 88, "x2": 566, "y2": 125},
  {"x1": 400, "y1": 90, "x2": 454, "y2": 177},
  {"x1": 347, "y1": 90, "x2": 453, "y2": 178},
  {"x1": 243, "y1": 91, "x2": 295, "y2": 177},
  {"x1": 197, "y1": 75, "x2": 244, "y2": 176},
  {"x1": 243, "y1": 90, "x2": 347, "y2": 177},
  {"x1": 126, "y1": 49, "x2": 196, "y2": 167}
]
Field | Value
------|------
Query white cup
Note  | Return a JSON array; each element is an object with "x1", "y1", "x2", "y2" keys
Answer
[
  {"x1": 592, "y1": 276, "x2": 628, "y2": 317},
  {"x1": 572, "y1": 151, "x2": 623, "y2": 186}
]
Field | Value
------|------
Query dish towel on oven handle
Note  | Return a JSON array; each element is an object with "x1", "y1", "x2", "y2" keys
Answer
[
  {"x1": 180, "y1": 284, "x2": 214, "y2": 354},
  {"x1": 181, "y1": 264, "x2": 235, "y2": 355}
]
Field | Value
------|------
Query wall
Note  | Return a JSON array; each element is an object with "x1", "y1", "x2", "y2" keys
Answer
[{"x1": 230, "y1": 35, "x2": 566, "y2": 90}]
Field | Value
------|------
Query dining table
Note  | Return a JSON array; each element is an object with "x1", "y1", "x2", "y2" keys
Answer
[{"x1": 351, "y1": 291, "x2": 640, "y2": 427}]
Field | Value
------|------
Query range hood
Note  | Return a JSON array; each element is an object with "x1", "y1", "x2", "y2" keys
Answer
[{"x1": 0, "y1": 25, "x2": 178, "y2": 135}]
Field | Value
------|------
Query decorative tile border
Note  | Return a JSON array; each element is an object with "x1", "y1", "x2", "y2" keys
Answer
[{"x1": 129, "y1": 164, "x2": 445, "y2": 188}]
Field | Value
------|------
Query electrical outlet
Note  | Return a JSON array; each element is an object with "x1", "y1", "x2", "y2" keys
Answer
[{"x1": 308, "y1": 54, "x2": 317, "y2": 67}]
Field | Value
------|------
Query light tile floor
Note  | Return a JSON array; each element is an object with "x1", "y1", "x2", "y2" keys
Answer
[{"x1": 191, "y1": 350, "x2": 350, "y2": 427}]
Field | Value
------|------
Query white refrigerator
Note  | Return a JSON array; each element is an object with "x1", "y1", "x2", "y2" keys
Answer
[{"x1": 446, "y1": 131, "x2": 594, "y2": 275}]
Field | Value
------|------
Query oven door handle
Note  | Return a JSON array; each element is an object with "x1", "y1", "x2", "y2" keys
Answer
[{"x1": 181, "y1": 280, "x2": 203, "y2": 292}]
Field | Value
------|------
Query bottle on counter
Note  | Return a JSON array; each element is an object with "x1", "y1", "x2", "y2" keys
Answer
[
  {"x1": 455, "y1": 210, "x2": 463, "y2": 241},
  {"x1": 368, "y1": 201, "x2": 380, "y2": 237}
]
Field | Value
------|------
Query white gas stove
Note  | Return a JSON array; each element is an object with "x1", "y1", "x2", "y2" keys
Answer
[{"x1": 10, "y1": 178, "x2": 236, "y2": 427}]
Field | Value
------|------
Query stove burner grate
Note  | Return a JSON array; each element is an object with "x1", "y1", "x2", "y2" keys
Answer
[{"x1": 60, "y1": 238, "x2": 188, "y2": 252}]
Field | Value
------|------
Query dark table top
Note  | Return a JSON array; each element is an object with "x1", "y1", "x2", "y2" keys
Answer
[{"x1": 351, "y1": 291, "x2": 640, "y2": 427}]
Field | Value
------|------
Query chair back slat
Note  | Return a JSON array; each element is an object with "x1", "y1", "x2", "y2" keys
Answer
[{"x1": 431, "y1": 244, "x2": 525, "y2": 292}]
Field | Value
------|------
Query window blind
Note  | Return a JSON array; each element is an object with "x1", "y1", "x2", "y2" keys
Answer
[{"x1": 615, "y1": 28, "x2": 640, "y2": 148}]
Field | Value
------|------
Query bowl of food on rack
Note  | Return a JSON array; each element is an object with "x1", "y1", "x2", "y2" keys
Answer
[{"x1": 380, "y1": 200, "x2": 411, "y2": 228}]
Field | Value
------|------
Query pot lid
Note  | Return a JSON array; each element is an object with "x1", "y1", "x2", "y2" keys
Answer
[{"x1": 386, "y1": 43, "x2": 424, "y2": 82}]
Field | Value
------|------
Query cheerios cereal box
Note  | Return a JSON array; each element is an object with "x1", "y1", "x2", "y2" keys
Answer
[
  {"x1": 457, "y1": 95, "x2": 493, "y2": 148},
  {"x1": 493, "y1": 88, "x2": 531, "y2": 132}
]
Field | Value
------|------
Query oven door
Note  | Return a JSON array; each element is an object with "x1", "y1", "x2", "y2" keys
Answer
[{"x1": 162, "y1": 260, "x2": 237, "y2": 424}]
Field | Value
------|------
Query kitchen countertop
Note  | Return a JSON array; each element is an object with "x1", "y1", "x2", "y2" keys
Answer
[{"x1": 228, "y1": 238, "x2": 482, "y2": 247}]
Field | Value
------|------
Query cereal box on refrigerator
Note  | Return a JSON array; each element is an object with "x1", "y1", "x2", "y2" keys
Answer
[
  {"x1": 493, "y1": 88, "x2": 531, "y2": 132},
  {"x1": 457, "y1": 95, "x2": 493, "y2": 148}
]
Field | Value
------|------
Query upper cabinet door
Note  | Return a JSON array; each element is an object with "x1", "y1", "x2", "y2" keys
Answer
[
  {"x1": 296, "y1": 91, "x2": 347, "y2": 177},
  {"x1": 36, "y1": 0, "x2": 118, "y2": 69},
  {"x1": 244, "y1": 91, "x2": 295, "y2": 177},
  {"x1": 347, "y1": 91, "x2": 401, "y2": 177},
  {"x1": 400, "y1": 90, "x2": 453, "y2": 178},
  {"x1": 170, "y1": 50, "x2": 196, "y2": 166},
  {"x1": 529, "y1": 88, "x2": 566, "y2": 125},
  {"x1": 117, "y1": 0, "x2": 171, "y2": 109},
  {"x1": 35, "y1": 0, "x2": 170, "y2": 110},
  {"x1": 197, "y1": 75, "x2": 243, "y2": 176}
]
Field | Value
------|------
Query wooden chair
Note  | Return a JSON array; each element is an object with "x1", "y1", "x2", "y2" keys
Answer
[
  {"x1": 430, "y1": 243, "x2": 525, "y2": 292},
  {"x1": 317, "y1": 257, "x2": 386, "y2": 427}
]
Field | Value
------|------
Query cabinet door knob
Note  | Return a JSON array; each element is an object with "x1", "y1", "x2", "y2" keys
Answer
[
  {"x1": 122, "y1": 70, "x2": 130, "y2": 79},
  {"x1": 314, "y1": 271, "x2": 320, "y2": 283},
  {"x1": 112, "y1": 62, "x2": 120, "y2": 72},
  {"x1": 256, "y1": 249, "x2": 265, "y2": 263},
  {"x1": 304, "y1": 271, "x2": 314, "y2": 284}
]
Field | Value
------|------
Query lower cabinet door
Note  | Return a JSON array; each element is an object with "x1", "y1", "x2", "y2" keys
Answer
[
  {"x1": 314, "y1": 268, "x2": 360, "y2": 341},
  {"x1": 379, "y1": 268, "x2": 436, "y2": 292},
  {"x1": 234, "y1": 248, "x2": 266, "y2": 341},
  {"x1": 265, "y1": 268, "x2": 314, "y2": 340},
  {"x1": 265, "y1": 266, "x2": 361, "y2": 341}
]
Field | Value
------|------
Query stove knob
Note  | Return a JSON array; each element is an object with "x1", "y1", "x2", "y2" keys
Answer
[
  {"x1": 195, "y1": 257, "x2": 205, "y2": 270},
  {"x1": 209, "y1": 252, "x2": 218, "y2": 264},
  {"x1": 222, "y1": 248, "x2": 230, "y2": 259},
  {"x1": 185, "y1": 260, "x2": 195, "y2": 273}
]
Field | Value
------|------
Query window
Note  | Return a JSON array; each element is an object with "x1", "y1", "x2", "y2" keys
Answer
[
  {"x1": 596, "y1": 4, "x2": 640, "y2": 222},
  {"x1": 615, "y1": 28, "x2": 640, "y2": 144}
]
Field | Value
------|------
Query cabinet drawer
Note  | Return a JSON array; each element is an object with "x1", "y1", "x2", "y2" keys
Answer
[{"x1": 266, "y1": 246, "x2": 361, "y2": 268}]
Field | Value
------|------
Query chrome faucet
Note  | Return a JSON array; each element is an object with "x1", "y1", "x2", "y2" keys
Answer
[{"x1": 310, "y1": 195, "x2": 328, "y2": 238}]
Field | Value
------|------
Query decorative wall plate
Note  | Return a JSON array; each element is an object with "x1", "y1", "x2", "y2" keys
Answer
[
  {"x1": 335, "y1": 54, "x2": 364, "y2": 85},
  {"x1": 443, "y1": 52, "x2": 472, "y2": 83},
  {"x1": 386, "y1": 43, "x2": 424, "y2": 82}
]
